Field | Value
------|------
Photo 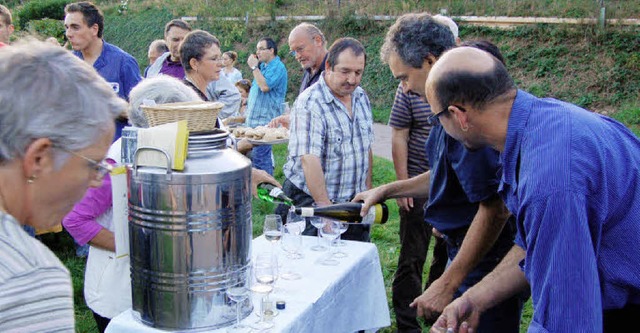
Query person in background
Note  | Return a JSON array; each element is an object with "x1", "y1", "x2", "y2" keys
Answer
[
  {"x1": 145, "y1": 19, "x2": 191, "y2": 78},
  {"x1": 429, "y1": 46, "x2": 640, "y2": 333},
  {"x1": 245, "y1": 37, "x2": 288, "y2": 175},
  {"x1": 0, "y1": 40, "x2": 125, "y2": 332},
  {"x1": 283, "y1": 37, "x2": 373, "y2": 242},
  {"x1": 144, "y1": 39, "x2": 168, "y2": 77},
  {"x1": 357, "y1": 13, "x2": 525, "y2": 332},
  {"x1": 222, "y1": 50, "x2": 243, "y2": 83},
  {"x1": 64, "y1": 1, "x2": 142, "y2": 141},
  {"x1": 0, "y1": 4, "x2": 14, "y2": 45},
  {"x1": 235, "y1": 78, "x2": 251, "y2": 116},
  {"x1": 179, "y1": 30, "x2": 223, "y2": 101}
]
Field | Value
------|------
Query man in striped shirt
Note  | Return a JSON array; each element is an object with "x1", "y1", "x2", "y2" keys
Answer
[{"x1": 283, "y1": 37, "x2": 374, "y2": 242}]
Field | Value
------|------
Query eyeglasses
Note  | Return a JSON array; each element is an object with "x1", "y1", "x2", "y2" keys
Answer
[
  {"x1": 257, "y1": 47, "x2": 271, "y2": 52},
  {"x1": 289, "y1": 45, "x2": 306, "y2": 57},
  {"x1": 57, "y1": 146, "x2": 113, "y2": 179}
]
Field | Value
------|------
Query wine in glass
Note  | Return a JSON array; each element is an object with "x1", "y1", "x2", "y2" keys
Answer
[
  {"x1": 251, "y1": 254, "x2": 277, "y2": 330},
  {"x1": 226, "y1": 272, "x2": 251, "y2": 333},
  {"x1": 319, "y1": 219, "x2": 341, "y2": 266},
  {"x1": 263, "y1": 214, "x2": 283, "y2": 251}
]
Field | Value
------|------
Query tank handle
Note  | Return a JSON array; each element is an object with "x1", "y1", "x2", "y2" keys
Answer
[
  {"x1": 227, "y1": 135, "x2": 238, "y2": 151},
  {"x1": 132, "y1": 146, "x2": 173, "y2": 181}
]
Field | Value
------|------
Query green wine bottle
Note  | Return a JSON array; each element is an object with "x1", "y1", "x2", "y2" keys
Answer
[
  {"x1": 257, "y1": 182, "x2": 294, "y2": 206},
  {"x1": 294, "y1": 202, "x2": 389, "y2": 224}
]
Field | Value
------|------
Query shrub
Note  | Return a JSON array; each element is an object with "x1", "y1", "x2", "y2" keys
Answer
[
  {"x1": 27, "y1": 17, "x2": 65, "y2": 41},
  {"x1": 17, "y1": 0, "x2": 72, "y2": 30}
]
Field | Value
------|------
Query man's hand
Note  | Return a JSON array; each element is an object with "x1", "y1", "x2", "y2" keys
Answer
[
  {"x1": 429, "y1": 295, "x2": 480, "y2": 333},
  {"x1": 268, "y1": 114, "x2": 290, "y2": 129},
  {"x1": 250, "y1": 168, "x2": 281, "y2": 197},
  {"x1": 352, "y1": 186, "x2": 388, "y2": 217},
  {"x1": 410, "y1": 277, "x2": 456, "y2": 321},
  {"x1": 247, "y1": 54, "x2": 259, "y2": 69},
  {"x1": 396, "y1": 197, "x2": 413, "y2": 211},
  {"x1": 237, "y1": 138, "x2": 253, "y2": 155}
]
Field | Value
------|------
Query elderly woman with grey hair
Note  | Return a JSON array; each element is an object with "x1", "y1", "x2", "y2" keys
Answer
[
  {"x1": 180, "y1": 30, "x2": 224, "y2": 101},
  {"x1": 0, "y1": 41, "x2": 125, "y2": 331}
]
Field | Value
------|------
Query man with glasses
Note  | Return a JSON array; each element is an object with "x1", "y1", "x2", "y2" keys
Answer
[
  {"x1": 354, "y1": 13, "x2": 525, "y2": 332},
  {"x1": 289, "y1": 22, "x2": 328, "y2": 94},
  {"x1": 245, "y1": 37, "x2": 288, "y2": 175}
]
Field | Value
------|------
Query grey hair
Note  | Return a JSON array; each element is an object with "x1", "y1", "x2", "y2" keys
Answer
[
  {"x1": 292, "y1": 22, "x2": 326, "y2": 46},
  {"x1": 0, "y1": 40, "x2": 125, "y2": 164},
  {"x1": 128, "y1": 76, "x2": 202, "y2": 128},
  {"x1": 433, "y1": 14, "x2": 459, "y2": 39},
  {"x1": 149, "y1": 39, "x2": 169, "y2": 55},
  {"x1": 380, "y1": 12, "x2": 455, "y2": 68}
]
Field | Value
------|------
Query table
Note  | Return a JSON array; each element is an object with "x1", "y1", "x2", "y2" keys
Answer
[{"x1": 106, "y1": 235, "x2": 391, "y2": 333}]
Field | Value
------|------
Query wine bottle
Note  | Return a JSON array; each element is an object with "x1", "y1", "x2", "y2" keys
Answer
[
  {"x1": 257, "y1": 183, "x2": 294, "y2": 206},
  {"x1": 294, "y1": 202, "x2": 389, "y2": 225}
]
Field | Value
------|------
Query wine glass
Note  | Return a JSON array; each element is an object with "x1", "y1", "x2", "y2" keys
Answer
[
  {"x1": 286, "y1": 207, "x2": 306, "y2": 236},
  {"x1": 280, "y1": 224, "x2": 303, "y2": 280},
  {"x1": 263, "y1": 214, "x2": 283, "y2": 251},
  {"x1": 333, "y1": 222, "x2": 349, "y2": 258},
  {"x1": 226, "y1": 270, "x2": 251, "y2": 333},
  {"x1": 309, "y1": 216, "x2": 327, "y2": 251},
  {"x1": 251, "y1": 254, "x2": 276, "y2": 330},
  {"x1": 319, "y1": 219, "x2": 341, "y2": 266}
]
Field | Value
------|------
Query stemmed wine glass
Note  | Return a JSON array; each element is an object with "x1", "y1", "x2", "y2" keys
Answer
[
  {"x1": 251, "y1": 253, "x2": 277, "y2": 330},
  {"x1": 333, "y1": 222, "x2": 349, "y2": 258},
  {"x1": 280, "y1": 224, "x2": 303, "y2": 280},
  {"x1": 226, "y1": 268, "x2": 251, "y2": 333},
  {"x1": 263, "y1": 214, "x2": 283, "y2": 251},
  {"x1": 319, "y1": 219, "x2": 341, "y2": 266},
  {"x1": 286, "y1": 207, "x2": 306, "y2": 236},
  {"x1": 309, "y1": 216, "x2": 327, "y2": 251}
]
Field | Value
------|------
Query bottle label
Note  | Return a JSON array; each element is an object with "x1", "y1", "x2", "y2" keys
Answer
[
  {"x1": 373, "y1": 204, "x2": 383, "y2": 224},
  {"x1": 269, "y1": 187, "x2": 283, "y2": 198},
  {"x1": 300, "y1": 207, "x2": 314, "y2": 217}
]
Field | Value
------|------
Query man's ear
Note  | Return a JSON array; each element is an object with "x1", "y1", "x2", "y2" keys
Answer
[
  {"x1": 90, "y1": 23, "x2": 99, "y2": 38},
  {"x1": 22, "y1": 138, "x2": 55, "y2": 179},
  {"x1": 425, "y1": 54, "x2": 437, "y2": 66},
  {"x1": 450, "y1": 105, "x2": 470, "y2": 132}
]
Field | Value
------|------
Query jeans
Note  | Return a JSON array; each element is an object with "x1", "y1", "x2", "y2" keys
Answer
[
  {"x1": 393, "y1": 196, "x2": 448, "y2": 332},
  {"x1": 275, "y1": 179, "x2": 370, "y2": 242},
  {"x1": 250, "y1": 145, "x2": 274, "y2": 175},
  {"x1": 444, "y1": 219, "x2": 527, "y2": 333}
]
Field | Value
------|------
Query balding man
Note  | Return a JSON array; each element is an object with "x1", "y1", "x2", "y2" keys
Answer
[
  {"x1": 428, "y1": 47, "x2": 640, "y2": 333},
  {"x1": 144, "y1": 39, "x2": 168, "y2": 77},
  {"x1": 355, "y1": 13, "x2": 524, "y2": 332},
  {"x1": 289, "y1": 22, "x2": 329, "y2": 94}
]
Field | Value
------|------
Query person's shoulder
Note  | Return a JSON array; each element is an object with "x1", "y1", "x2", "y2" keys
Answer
[{"x1": 103, "y1": 41, "x2": 137, "y2": 62}]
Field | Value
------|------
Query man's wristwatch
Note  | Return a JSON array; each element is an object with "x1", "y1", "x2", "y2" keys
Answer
[{"x1": 250, "y1": 65, "x2": 258, "y2": 71}]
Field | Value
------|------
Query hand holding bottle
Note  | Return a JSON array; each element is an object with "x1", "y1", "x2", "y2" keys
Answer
[
  {"x1": 352, "y1": 186, "x2": 389, "y2": 218},
  {"x1": 251, "y1": 168, "x2": 281, "y2": 197}
]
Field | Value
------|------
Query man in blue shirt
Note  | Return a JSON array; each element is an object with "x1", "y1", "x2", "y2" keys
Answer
[
  {"x1": 428, "y1": 47, "x2": 640, "y2": 333},
  {"x1": 64, "y1": 2, "x2": 141, "y2": 140},
  {"x1": 356, "y1": 13, "x2": 525, "y2": 333},
  {"x1": 246, "y1": 37, "x2": 288, "y2": 175}
]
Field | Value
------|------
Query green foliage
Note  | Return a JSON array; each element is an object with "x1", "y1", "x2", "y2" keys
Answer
[
  {"x1": 27, "y1": 17, "x2": 64, "y2": 40},
  {"x1": 17, "y1": 0, "x2": 72, "y2": 30}
]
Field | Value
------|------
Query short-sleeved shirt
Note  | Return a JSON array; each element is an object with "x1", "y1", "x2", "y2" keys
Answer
[
  {"x1": 424, "y1": 124, "x2": 501, "y2": 233},
  {"x1": 298, "y1": 53, "x2": 327, "y2": 95},
  {"x1": 245, "y1": 56, "x2": 288, "y2": 127},
  {"x1": 283, "y1": 75, "x2": 374, "y2": 202},
  {"x1": 0, "y1": 213, "x2": 75, "y2": 332},
  {"x1": 500, "y1": 90, "x2": 640, "y2": 331},
  {"x1": 388, "y1": 84, "x2": 433, "y2": 177},
  {"x1": 160, "y1": 56, "x2": 186, "y2": 79}
]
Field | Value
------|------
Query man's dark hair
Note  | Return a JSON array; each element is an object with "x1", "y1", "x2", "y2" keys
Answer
[
  {"x1": 461, "y1": 40, "x2": 506, "y2": 65},
  {"x1": 0, "y1": 4, "x2": 12, "y2": 26},
  {"x1": 380, "y1": 12, "x2": 455, "y2": 68},
  {"x1": 259, "y1": 37, "x2": 278, "y2": 57},
  {"x1": 164, "y1": 19, "x2": 192, "y2": 36},
  {"x1": 327, "y1": 37, "x2": 366, "y2": 69},
  {"x1": 65, "y1": 2, "x2": 104, "y2": 38},
  {"x1": 435, "y1": 51, "x2": 515, "y2": 111},
  {"x1": 180, "y1": 30, "x2": 220, "y2": 71}
]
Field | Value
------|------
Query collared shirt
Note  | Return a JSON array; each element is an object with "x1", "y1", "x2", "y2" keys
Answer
[
  {"x1": 245, "y1": 56, "x2": 288, "y2": 127},
  {"x1": 284, "y1": 75, "x2": 374, "y2": 202},
  {"x1": 159, "y1": 56, "x2": 185, "y2": 79},
  {"x1": 298, "y1": 53, "x2": 327, "y2": 95},
  {"x1": 388, "y1": 84, "x2": 433, "y2": 177},
  {"x1": 424, "y1": 124, "x2": 501, "y2": 233},
  {"x1": 0, "y1": 213, "x2": 75, "y2": 332},
  {"x1": 499, "y1": 90, "x2": 640, "y2": 332}
]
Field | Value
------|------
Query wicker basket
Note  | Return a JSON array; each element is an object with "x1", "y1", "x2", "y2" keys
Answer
[{"x1": 141, "y1": 101, "x2": 223, "y2": 132}]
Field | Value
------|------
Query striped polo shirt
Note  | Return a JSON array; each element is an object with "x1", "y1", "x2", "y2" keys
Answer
[
  {"x1": 0, "y1": 213, "x2": 74, "y2": 332},
  {"x1": 284, "y1": 75, "x2": 374, "y2": 202},
  {"x1": 388, "y1": 84, "x2": 433, "y2": 177}
]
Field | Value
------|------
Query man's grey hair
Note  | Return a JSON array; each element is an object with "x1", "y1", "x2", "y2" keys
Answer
[
  {"x1": 149, "y1": 39, "x2": 169, "y2": 55},
  {"x1": 0, "y1": 40, "x2": 125, "y2": 165},
  {"x1": 292, "y1": 22, "x2": 326, "y2": 46},
  {"x1": 433, "y1": 14, "x2": 459, "y2": 40},
  {"x1": 128, "y1": 76, "x2": 202, "y2": 128},
  {"x1": 380, "y1": 12, "x2": 455, "y2": 68}
]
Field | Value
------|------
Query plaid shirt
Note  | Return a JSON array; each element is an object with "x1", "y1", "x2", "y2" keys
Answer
[{"x1": 284, "y1": 75, "x2": 374, "y2": 202}]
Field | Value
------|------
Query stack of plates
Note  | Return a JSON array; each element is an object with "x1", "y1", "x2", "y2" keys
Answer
[{"x1": 188, "y1": 130, "x2": 227, "y2": 154}]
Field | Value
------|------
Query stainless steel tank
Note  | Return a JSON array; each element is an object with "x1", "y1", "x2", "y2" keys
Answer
[{"x1": 128, "y1": 129, "x2": 253, "y2": 330}]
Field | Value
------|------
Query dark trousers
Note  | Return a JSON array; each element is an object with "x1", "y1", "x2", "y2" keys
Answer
[
  {"x1": 392, "y1": 197, "x2": 448, "y2": 332},
  {"x1": 275, "y1": 178, "x2": 370, "y2": 242},
  {"x1": 445, "y1": 219, "x2": 527, "y2": 333},
  {"x1": 92, "y1": 311, "x2": 111, "y2": 333}
]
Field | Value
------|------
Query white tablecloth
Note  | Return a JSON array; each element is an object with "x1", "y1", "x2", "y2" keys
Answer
[{"x1": 106, "y1": 235, "x2": 390, "y2": 333}]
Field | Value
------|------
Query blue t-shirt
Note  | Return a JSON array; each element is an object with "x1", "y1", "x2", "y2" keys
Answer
[
  {"x1": 245, "y1": 56, "x2": 288, "y2": 127},
  {"x1": 73, "y1": 41, "x2": 142, "y2": 139},
  {"x1": 500, "y1": 90, "x2": 640, "y2": 331},
  {"x1": 424, "y1": 124, "x2": 501, "y2": 233}
]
